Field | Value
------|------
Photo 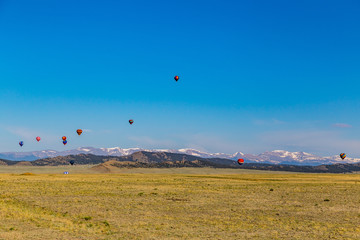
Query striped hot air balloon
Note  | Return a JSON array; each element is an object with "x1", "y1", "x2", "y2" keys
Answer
[
  {"x1": 76, "y1": 129, "x2": 83, "y2": 135},
  {"x1": 340, "y1": 153, "x2": 346, "y2": 160}
]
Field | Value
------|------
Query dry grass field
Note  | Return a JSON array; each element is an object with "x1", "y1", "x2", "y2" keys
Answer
[{"x1": 0, "y1": 166, "x2": 359, "y2": 239}]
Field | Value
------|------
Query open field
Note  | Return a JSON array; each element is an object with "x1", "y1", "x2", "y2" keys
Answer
[
  {"x1": 0, "y1": 167, "x2": 359, "y2": 239},
  {"x1": 0, "y1": 165, "x2": 294, "y2": 174}
]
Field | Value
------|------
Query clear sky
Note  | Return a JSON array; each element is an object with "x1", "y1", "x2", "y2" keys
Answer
[{"x1": 0, "y1": 0, "x2": 359, "y2": 156}]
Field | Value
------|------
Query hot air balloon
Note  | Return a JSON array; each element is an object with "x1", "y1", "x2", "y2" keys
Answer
[
  {"x1": 63, "y1": 140, "x2": 67, "y2": 145},
  {"x1": 340, "y1": 153, "x2": 346, "y2": 160},
  {"x1": 69, "y1": 160, "x2": 75, "y2": 165},
  {"x1": 76, "y1": 129, "x2": 83, "y2": 136},
  {"x1": 19, "y1": 141, "x2": 24, "y2": 147},
  {"x1": 36, "y1": 136, "x2": 41, "y2": 142},
  {"x1": 174, "y1": 75, "x2": 179, "y2": 81},
  {"x1": 129, "y1": 119, "x2": 134, "y2": 125},
  {"x1": 237, "y1": 159, "x2": 244, "y2": 165},
  {"x1": 62, "y1": 136, "x2": 67, "y2": 141}
]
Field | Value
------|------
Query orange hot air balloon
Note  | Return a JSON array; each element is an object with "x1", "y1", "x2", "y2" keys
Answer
[
  {"x1": 174, "y1": 75, "x2": 179, "y2": 81},
  {"x1": 237, "y1": 159, "x2": 244, "y2": 165},
  {"x1": 62, "y1": 136, "x2": 67, "y2": 141},
  {"x1": 36, "y1": 136, "x2": 41, "y2": 142},
  {"x1": 76, "y1": 129, "x2": 83, "y2": 136}
]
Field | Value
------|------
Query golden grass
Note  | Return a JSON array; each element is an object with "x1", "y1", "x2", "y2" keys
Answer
[{"x1": 0, "y1": 167, "x2": 359, "y2": 239}]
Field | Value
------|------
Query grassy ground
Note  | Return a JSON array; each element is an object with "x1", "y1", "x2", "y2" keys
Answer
[
  {"x1": 0, "y1": 165, "x2": 291, "y2": 174},
  {"x1": 0, "y1": 167, "x2": 359, "y2": 239}
]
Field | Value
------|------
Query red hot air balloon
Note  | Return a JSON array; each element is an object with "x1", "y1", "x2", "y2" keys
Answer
[
  {"x1": 174, "y1": 76, "x2": 179, "y2": 81},
  {"x1": 76, "y1": 129, "x2": 83, "y2": 136},
  {"x1": 129, "y1": 119, "x2": 134, "y2": 125},
  {"x1": 36, "y1": 136, "x2": 41, "y2": 142},
  {"x1": 237, "y1": 159, "x2": 244, "y2": 165},
  {"x1": 62, "y1": 136, "x2": 67, "y2": 141}
]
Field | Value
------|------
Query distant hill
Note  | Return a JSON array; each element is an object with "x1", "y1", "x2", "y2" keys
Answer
[
  {"x1": 31, "y1": 151, "x2": 239, "y2": 168},
  {"x1": 0, "y1": 158, "x2": 22, "y2": 166},
  {"x1": 31, "y1": 154, "x2": 110, "y2": 166}
]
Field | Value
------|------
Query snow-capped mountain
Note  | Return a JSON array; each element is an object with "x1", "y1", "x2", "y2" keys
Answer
[
  {"x1": 0, "y1": 147, "x2": 144, "y2": 161},
  {"x1": 241, "y1": 150, "x2": 359, "y2": 165},
  {"x1": 0, "y1": 147, "x2": 359, "y2": 165}
]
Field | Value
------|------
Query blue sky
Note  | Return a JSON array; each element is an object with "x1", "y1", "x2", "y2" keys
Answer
[{"x1": 0, "y1": 0, "x2": 359, "y2": 156}]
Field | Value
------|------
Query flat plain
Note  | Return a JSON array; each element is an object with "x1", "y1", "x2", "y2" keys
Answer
[{"x1": 0, "y1": 166, "x2": 359, "y2": 239}]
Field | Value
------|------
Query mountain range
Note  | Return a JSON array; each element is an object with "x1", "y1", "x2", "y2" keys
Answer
[
  {"x1": 2, "y1": 151, "x2": 360, "y2": 174},
  {"x1": 1, "y1": 147, "x2": 358, "y2": 166}
]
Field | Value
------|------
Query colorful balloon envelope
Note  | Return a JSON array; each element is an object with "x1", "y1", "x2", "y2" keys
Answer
[
  {"x1": 174, "y1": 75, "x2": 179, "y2": 81},
  {"x1": 76, "y1": 129, "x2": 83, "y2": 135},
  {"x1": 19, "y1": 141, "x2": 24, "y2": 147},
  {"x1": 340, "y1": 153, "x2": 346, "y2": 160},
  {"x1": 129, "y1": 119, "x2": 134, "y2": 125},
  {"x1": 63, "y1": 140, "x2": 67, "y2": 145},
  {"x1": 237, "y1": 159, "x2": 244, "y2": 165},
  {"x1": 36, "y1": 136, "x2": 41, "y2": 142},
  {"x1": 62, "y1": 136, "x2": 67, "y2": 141}
]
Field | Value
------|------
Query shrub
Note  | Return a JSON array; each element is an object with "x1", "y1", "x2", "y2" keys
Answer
[{"x1": 20, "y1": 172, "x2": 34, "y2": 175}]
